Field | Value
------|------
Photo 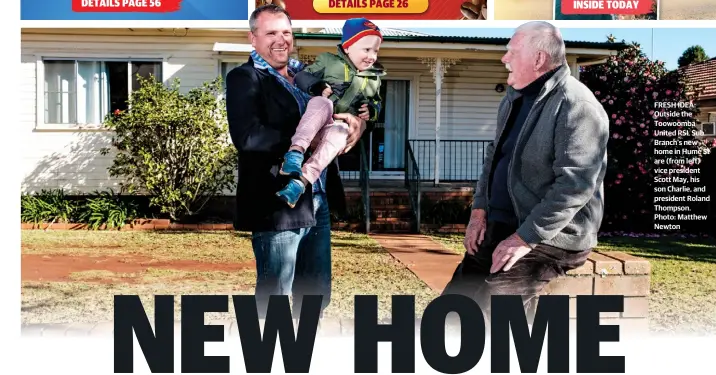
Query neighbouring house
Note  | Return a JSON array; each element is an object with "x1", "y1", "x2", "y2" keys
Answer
[
  {"x1": 20, "y1": 27, "x2": 623, "y2": 231},
  {"x1": 680, "y1": 57, "x2": 716, "y2": 235},
  {"x1": 681, "y1": 57, "x2": 716, "y2": 138}
]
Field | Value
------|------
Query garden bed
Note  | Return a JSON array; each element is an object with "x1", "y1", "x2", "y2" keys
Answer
[
  {"x1": 21, "y1": 219, "x2": 232, "y2": 231},
  {"x1": 21, "y1": 220, "x2": 472, "y2": 233}
]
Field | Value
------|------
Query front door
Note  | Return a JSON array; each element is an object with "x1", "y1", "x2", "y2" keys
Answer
[{"x1": 338, "y1": 79, "x2": 410, "y2": 179}]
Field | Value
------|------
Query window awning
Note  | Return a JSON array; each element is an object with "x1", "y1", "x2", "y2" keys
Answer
[{"x1": 213, "y1": 43, "x2": 253, "y2": 53}]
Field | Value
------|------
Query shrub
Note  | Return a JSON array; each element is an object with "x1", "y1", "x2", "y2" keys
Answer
[
  {"x1": 76, "y1": 190, "x2": 140, "y2": 230},
  {"x1": 21, "y1": 189, "x2": 76, "y2": 226},
  {"x1": 420, "y1": 196, "x2": 472, "y2": 225},
  {"x1": 20, "y1": 189, "x2": 143, "y2": 229},
  {"x1": 101, "y1": 76, "x2": 237, "y2": 221}
]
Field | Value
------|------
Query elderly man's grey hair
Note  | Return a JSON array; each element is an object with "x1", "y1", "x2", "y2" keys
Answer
[{"x1": 514, "y1": 21, "x2": 567, "y2": 67}]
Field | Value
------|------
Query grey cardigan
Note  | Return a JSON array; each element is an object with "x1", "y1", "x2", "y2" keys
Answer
[{"x1": 472, "y1": 64, "x2": 610, "y2": 251}]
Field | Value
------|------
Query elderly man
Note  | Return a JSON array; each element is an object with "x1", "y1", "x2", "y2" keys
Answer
[
  {"x1": 442, "y1": 21, "x2": 609, "y2": 324},
  {"x1": 225, "y1": 4, "x2": 367, "y2": 319}
]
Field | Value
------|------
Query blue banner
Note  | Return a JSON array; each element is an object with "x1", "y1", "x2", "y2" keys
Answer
[{"x1": 21, "y1": 0, "x2": 250, "y2": 20}]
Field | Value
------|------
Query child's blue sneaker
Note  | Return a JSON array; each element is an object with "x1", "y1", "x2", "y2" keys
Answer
[
  {"x1": 280, "y1": 150, "x2": 304, "y2": 177},
  {"x1": 276, "y1": 179, "x2": 306, "y2": 208}
]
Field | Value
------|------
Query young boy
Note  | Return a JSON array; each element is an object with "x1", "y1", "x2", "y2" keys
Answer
[{"x1": 276, "y1": 18, "x2": 386, "y2": 207}]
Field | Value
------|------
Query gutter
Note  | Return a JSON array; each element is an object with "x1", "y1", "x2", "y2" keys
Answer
[
  {"x1": 293, "y1": 32, "x2": 628, "y2": 51},
  {"x1": 578, "y1": 58, "x2": 609, "y2": 66}
]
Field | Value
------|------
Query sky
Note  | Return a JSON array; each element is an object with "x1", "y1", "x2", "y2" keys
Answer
[{"x1": 405, "y1": 28, "x2": 716, "y2": 71}]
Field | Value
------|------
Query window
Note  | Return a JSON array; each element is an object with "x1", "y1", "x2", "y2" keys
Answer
[
  {"x1": 42, "y1": 59, "x2": 162, "y2": 126},
  {"x1": 220, "y1": 61, "x2": 242, "y2": 90}
]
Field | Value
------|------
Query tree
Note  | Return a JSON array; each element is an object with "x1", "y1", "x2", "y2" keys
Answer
[
  {"x1": 678, "y1": 45, "x2": 709, "y2": 68},
  {"x1": 101, "y1": 76, "x2": 238, "y2": 221},
  {"x1": 580, "y1": 36, "x2": 712, "y2": 233}
]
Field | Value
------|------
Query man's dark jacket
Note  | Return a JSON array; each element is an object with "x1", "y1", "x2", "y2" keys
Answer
[{"x1": 225, "y1": 56, "x2": 349, "y2": 232}]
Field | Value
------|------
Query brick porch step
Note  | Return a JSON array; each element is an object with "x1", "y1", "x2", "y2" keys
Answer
[
  {"x1": 372, "y1": 204, "x2": 411, "y2": 210},
  {"x1": 370, "y1": 198, "x2": 412, "y2": 206},
  {"x1": 373, "y1": 209, "x2": 413, "y2": 219},
  {"x1": 368, "y1": 221, "x2": 413, "y2": 233},
  {"x1": 373, "y1": 217, "x2": 407, "y2": 223}
]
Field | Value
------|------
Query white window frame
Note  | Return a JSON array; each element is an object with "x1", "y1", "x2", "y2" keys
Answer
[
  {"x1": 215, "y1": 55, "x2": 250, "y2": 100},
  {"x1": 35, "y1": 53, "x2": 167, "y2": 132}
]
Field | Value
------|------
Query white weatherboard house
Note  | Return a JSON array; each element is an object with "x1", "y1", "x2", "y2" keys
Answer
[{"x1": 20, "y1": 27, "x2": 622, "y2": 195}]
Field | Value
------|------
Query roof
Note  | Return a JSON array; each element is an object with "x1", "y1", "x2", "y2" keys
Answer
[
  {"x1": 680, "y1": 57, "x2": 716, "y2": 99},
  {"x1": 294, "y1": 32, "x2": 628, "y2": 51},
  {"x1": 317, "y1": 28, "x2": 432, "y2": 37}
]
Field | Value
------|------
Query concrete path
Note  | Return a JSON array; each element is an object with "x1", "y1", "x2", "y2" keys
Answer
[{"x1": 370, "y1": 234, "x2": 463, "y2": 293}]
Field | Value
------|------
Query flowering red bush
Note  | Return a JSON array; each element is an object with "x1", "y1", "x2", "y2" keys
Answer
[{"x1": 579, "y1": 38, "x2": 713, "y2": 233}]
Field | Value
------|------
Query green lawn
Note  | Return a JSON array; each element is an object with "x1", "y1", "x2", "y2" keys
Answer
[
  {"x1": 21, "y1": 229, "x2": 716, "y2": 335},
  {"x1": 21, "y1": 230, "x2": 437, "y2": 324},
  {"x1": 430, "y1": 233, "x2": 716, "y2": 335}
]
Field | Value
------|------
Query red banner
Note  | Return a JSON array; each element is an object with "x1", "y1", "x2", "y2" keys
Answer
[
  {"x1": 72, "y1": 0, "x2": 182, "y2": 12},
  {"x1": 263, "y1": 0, "x2": 485, "y2": 20},
  {"x1": 560, "y1": 0, "x2": 653, "y2": 15}
]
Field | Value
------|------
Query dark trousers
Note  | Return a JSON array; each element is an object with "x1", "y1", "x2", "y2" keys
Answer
[{"x1": 441, "y1": 221, "x2": 591, "y2": 325}]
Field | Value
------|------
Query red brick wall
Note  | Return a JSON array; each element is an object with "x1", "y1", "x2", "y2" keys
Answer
[{"x1": 540, "y1": 250, "x2": 651, "y2": 333}]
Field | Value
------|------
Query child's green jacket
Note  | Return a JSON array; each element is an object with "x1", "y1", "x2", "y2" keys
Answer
[{"x1": 295, "y1": 45, "x2": 386, "y2": 122}]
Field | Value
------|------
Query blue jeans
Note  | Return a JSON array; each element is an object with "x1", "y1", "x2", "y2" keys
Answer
[{"x1": 251, "y1": 192, "x2": 332, "y2": 319}]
